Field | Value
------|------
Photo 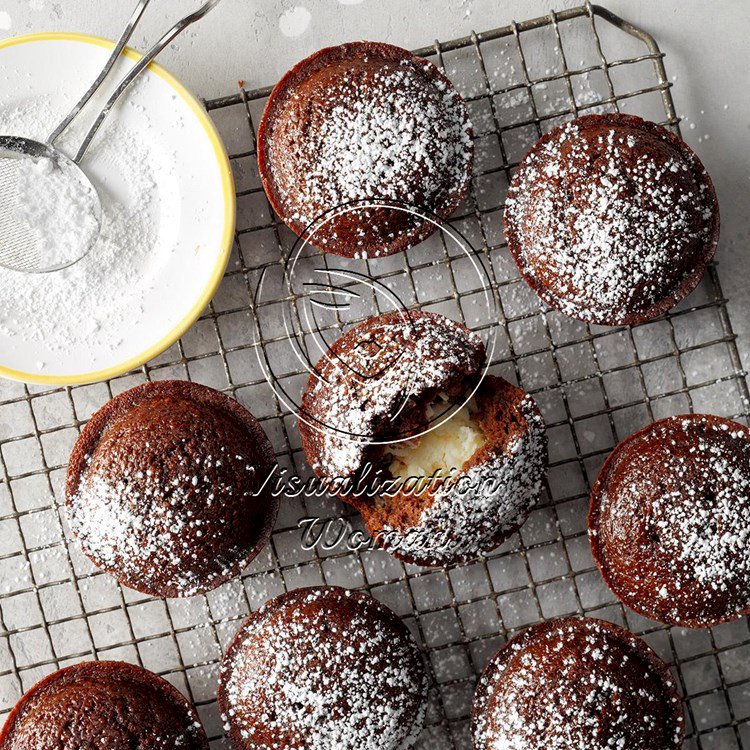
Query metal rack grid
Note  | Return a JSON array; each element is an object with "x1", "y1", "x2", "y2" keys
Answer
[{"x1": 0, "y1": 3, "x2": 749, "y2": 748}]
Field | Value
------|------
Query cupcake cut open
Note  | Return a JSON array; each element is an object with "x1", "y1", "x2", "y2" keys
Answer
[{"x1": 299, "y1": 311, "x2": 547, "y2": 565}]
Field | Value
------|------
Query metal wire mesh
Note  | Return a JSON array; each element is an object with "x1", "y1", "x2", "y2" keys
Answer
[{"x1": 1, "y1": 3, "x2": 749, "y2": 748}]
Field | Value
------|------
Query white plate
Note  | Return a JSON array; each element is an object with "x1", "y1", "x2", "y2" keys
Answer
[{"x1": 0, "y1": 33, "x2": 235, "y2": 386}]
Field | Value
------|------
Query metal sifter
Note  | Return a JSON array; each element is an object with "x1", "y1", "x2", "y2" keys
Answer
[{"x1": 0, "y1": 0, "x2": 221, "y2": 274}]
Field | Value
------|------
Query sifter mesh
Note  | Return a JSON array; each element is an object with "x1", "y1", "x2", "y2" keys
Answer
[{"x1": 0, "y1": 155, "x2": 42, "y2": 273}]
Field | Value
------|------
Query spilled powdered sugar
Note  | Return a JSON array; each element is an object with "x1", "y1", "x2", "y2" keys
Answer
[
  {"x1": 505, "y1": 118, "x2": 716, "y2": 323},
  {"x1": 0, "y1": 97, "x2": 164, "y2": 364},
  {"x1": 278, "y1": 5, "x2": 312, "y2": 37},
  {"x1": 472, "y1": 618, "x2": 683, "y2": 750},
  {"x1": 380, "y1": 397, "x2": 546, "y2": 564},
  {"x1": 220, "y1": 587, "x2": 428, "y2": 750}
]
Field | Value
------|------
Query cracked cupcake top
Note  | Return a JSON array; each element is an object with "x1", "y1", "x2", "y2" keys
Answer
[{"x1": 300, "y1": 310, "x2": 486, "y2": 479}]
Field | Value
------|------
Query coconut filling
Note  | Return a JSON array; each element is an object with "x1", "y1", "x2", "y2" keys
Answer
[{"x1": 384, "y1": 397, "x2": 487, "y2": 497}]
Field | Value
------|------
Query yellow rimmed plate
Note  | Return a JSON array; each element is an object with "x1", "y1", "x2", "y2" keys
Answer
[{"x1": 0, "y1": 33, "x2": 235, "y2": 386}]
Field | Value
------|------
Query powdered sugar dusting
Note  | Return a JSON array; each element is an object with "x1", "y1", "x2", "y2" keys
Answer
[
  {"x1": 283, "y1": 64, "x2": 470, "y2": 215},
  {"x1": 67, "y1": 384, "x2": 278, "y2": 598},
  {"x1": 472, "y1": 618, "x2": 684, "y2": 750},
  {"x1": 650, "y1": 437, "x2": 750, "y2": 588},
  {"x1": 591, "y1": 414, "x2": 750, "y2": 626},
  {"x1": 379, "y1": 396, "x2": 546, "y2": 564},
  {"x1": 220, "y1": 587, "x2": 428, "y2": 750},
  {"x1": 505, "y1": 115, "x2": 718, "y2": 325},
  {"x1": 69, "y1": 452, "x2": 258, "y2": 597},
  {"x1": 264, "y1": 44, "x2": 473, "y2": 257}
]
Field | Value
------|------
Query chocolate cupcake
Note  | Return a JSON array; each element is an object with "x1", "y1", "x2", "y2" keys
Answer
[
  {"x1": 66, "y1": 380, "x2": 278, "y2": 598},
  {"x1": 589, "y1": 414, "x2": 750, "y2": 627},
  {"x1": 218, "y1": 586, "x2": 428, "y2": 749},
  {"x1": 472, "y1": 617, "x2": 684, "y2": 750},
  {"x1": 299, "y1": 311, "x2": 547, "y2": 566},
  {"x1": 504, "y1": 113, "x2": 720, "y2": 326},
  {"x1": 258, "y1": 41, "x2": 473, "y2": 258},
  {"x1": 0, "y1": 661, "x2": 208, "y2": 749}
]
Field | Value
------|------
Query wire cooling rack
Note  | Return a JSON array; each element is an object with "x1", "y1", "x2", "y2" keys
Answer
[{"x1": 1, "y1": 3, "x2": 749, "y2": 748}]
